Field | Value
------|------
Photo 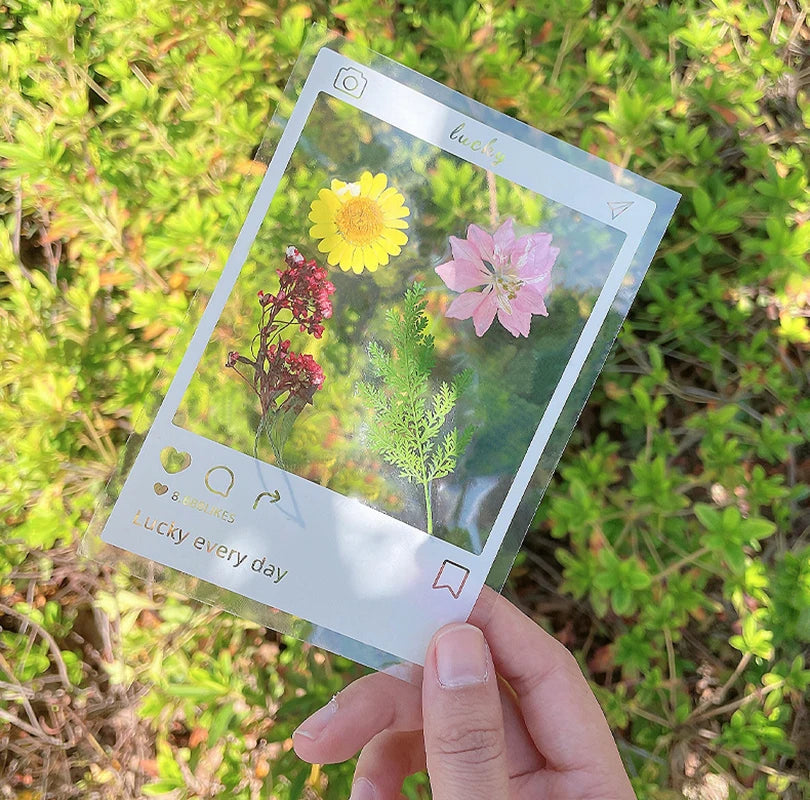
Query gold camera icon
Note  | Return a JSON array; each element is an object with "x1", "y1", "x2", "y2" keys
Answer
[{"x1": 333, "y1": 67, "x2": 367, "y2": 99}]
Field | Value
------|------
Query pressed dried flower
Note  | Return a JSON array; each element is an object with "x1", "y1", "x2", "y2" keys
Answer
[
  {"x1": 308, "y1": 171, "x2": 409, "y2": 274},
  {"x1": 436, "y1": 218, "x2": 559, "y2": 338}
]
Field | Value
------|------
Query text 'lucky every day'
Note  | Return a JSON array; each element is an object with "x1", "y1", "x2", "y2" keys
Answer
[{"x1": 130, "y1": 509, "x2": 288, "y2": 584}]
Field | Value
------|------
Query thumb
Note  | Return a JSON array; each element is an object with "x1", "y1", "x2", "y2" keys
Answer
[{"x1": 422, "y1": 623, "x2": 510, "y2": 800}]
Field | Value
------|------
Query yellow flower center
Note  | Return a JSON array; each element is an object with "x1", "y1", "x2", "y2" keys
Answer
[
  {"x1": 495, "y1": 271, "x2": 523, "y2": 300},
  {"x1": 335, "y1": 196, "x2": 385, "y2": 246}
]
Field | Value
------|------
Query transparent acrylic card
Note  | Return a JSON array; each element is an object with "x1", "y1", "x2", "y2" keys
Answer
[{"x1": 82, "y1": 27, "x2": 679, "y2": 680}]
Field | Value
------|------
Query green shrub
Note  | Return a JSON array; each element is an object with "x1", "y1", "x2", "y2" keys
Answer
[{"x1": 1, "y1": 1, "x2": 808, "y2": 798}]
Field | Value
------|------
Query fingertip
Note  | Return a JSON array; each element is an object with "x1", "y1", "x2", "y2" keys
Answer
[
  {"x1": 348, "y1": 777, "x2": 376, "y2": 800},
  {"x1": 353, "y1": 731, "x2": 426, "y2": 800},
  {"x1": 292, "y1": 697, "x2": 337, "y2": 741},
  {"x1": 291, "y1": 673, "x2": 423, "y2": 766},
  {"x1": 429, "y1": 622, "x2": 490, "y2": 689},
  {"x1": 292, "y1": 697, "x2": 338, "y2": 761},
  {"x1": 422, "y1": 623, "x2": 509, "y2": 797}
]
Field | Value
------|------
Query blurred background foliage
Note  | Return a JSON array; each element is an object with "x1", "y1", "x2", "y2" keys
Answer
[{"x1": 0, "y1": 0, "x2": 808, "y2": 798}]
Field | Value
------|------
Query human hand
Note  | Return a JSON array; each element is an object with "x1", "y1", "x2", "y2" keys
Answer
[{"x1": 293, "y1": 591, "x2": 636, "y2": 799}]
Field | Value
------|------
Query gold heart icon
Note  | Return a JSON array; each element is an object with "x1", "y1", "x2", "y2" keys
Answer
[
  {"x1": 154, "y1": 482, "x2": 169, "y2": 496},
  {"x1": 160, "y1": 446, "x2": 192, "y2": 474}
]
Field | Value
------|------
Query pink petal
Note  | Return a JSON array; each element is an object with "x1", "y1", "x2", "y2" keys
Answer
[
  {"x1": 446, "y1": 290, "x2": 486, "y2": 320},
  {"x1": 466, "y1": 224, "x2": 495, "y2": 263},
  {"x1": 512, "y1": 284, "x2": 548, "y2": 316},
  {"x1": 497, "y1": 308, "x2": 532, "y2": 337},
  {"x1": 492, "y1": 218, "x2": 516, "y2": 259},
  {"x1": 449, "y1": 235, "x2": 486, "y2": 265},
  {"x1": 435, "y1": 258, "x2": 488, "y2": 292},
  {"x1": 513, "y1": 233, "x2": 558, "y2": 280},
  {"x1": 533, "y1": 265, "x2": 554, "y2": 295},
  {"x1": 472, "y1": 290, "x2": 498, "y2": 336}
]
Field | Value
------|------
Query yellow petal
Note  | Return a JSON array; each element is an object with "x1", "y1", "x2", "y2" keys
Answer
[
  {"x1": 359, "y1": 171, "x2": 373, "y2": 196},
  {"x1": 379, "y1": 192, "x2": 405, "y2": 212},
  {"x1": 382, "y1": 205, "x2": 409, "y2": 221},
  {"x1": 310, "y1": 197, "x2": 339, "y2": 224},
  {"x1": 310, "y1": 223, "x2": 338, "y2": 238},
  {"x1": 320, "y1": 232, "x2": 343, "y2": 251},
  {"x1": 319, "y1": 187, "x2": 342, "y2": 209},
  {"x1": 368, "y1": 172, "x2": 388, "y2": 200},
  {"x1": 361, "y1": 244, "x2": 379, "y2": 271},
  {"x1": 381, "y1": 229, "x2": 408, "y2": 247},
  {"x1": 381, "y1": 239, "x2": 402, "y2": 256},
  {"x1": 331, "y1": 240, "x2": 351, "y2": 266},
  {"x1": 330, "y1": 179, "x2": 347, "y2": 193},
  {"x1": 351, "y1": 246, "x2": 364, "y2": 273},
  {"x1": 371, "y1": 241, "x2": 390, "y2": 265},
  {"x1": 377, "y1": 186, "x2": 398, "y2": 203},
  {"x1": 310, "y1": 212, "x2": 334, "y2": 226},
  {"x1": 383, "y1": 217, "x2": 409, "y2": 230}
]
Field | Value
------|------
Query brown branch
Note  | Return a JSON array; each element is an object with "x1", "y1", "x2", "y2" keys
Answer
[
  {"x1": 692, "y1": 679, "x2": 786, "y2": 723},
  {"x1": 0, "y1": 651, "x2": 42, "y2": 734},
  {"x1": 0, "y1": 707, "x2": 69, "y2": 749},
  {"x1": 0, "y1": 602, "x2": 72, "y2": 690}
]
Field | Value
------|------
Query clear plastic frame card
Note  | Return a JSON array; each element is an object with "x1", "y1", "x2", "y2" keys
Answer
[{"x1": 84, "y1": 29, "x2": 679, "y2": 675}]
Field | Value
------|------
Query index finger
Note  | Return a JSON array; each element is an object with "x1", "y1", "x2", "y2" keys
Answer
[{"x1": 470, "y1": 588, "x2": 632, "y2": 788}]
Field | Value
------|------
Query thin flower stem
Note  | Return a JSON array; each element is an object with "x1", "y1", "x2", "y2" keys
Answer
[
  {"x1": 651, "y1": 546, "x2": 711, "y2": 582},
  {"x1": 691, "y1": 679, "x2": 786, "y2": 723},
  {"x1": 271, "y1": 319, "x2": 297, "y2": 334},
  {"x1": 698, "y1": 652, "x2": 752, "y2": 713},
  {"x1": 486, "y1": 170, "x2": 498, "y2": 228},
  {"x1": 423, "y1": 479, "x2": 433, "y2": 536},
  {"x1": 550, "y1": 20, "x2": 572, "y2": 86},
  {"x1": 702, "y1": 739, "x2": 800, "y2": 782},
  {"x1": 231, "y1": 367, "x2": 261, "y2": 398},
  {"x1": 663, "y1": 628, "x2": 678, "y2": 723},
  {"x1": 627, "y1": 704, "x2": 673, "y2": 730}
]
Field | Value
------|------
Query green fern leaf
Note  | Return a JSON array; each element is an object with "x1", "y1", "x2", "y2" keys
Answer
[{"x1": 359, "y1": 282, "x2": 475, "y2": 535}]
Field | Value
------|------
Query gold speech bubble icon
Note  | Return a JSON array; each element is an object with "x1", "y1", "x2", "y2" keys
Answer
[{"x1": 204, "y1": 465, "x2": 235, "y2": 498}]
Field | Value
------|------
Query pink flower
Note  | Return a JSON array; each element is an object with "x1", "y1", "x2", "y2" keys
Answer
[{"x1": 435, "y1": 218, "x2": 559, "y2": 338}]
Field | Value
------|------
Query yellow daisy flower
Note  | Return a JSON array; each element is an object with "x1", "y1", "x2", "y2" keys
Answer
[{"x1": 308, "y1": 171, "x2": 410, "y2": 274}]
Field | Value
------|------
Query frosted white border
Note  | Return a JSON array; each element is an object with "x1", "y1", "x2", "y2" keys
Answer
[{"x1": 100, "y1": 48, "x2": 657, "y2": 666}]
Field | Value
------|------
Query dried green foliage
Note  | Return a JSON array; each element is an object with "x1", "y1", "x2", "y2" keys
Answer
[{"x1": 359, "y1": 282, "x2": 474, "y2": 534}]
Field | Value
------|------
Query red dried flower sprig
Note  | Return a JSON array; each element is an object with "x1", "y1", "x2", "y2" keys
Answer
[
  {"x1": 226, "y1": 246, "x2": 335, "y2": 466},
  {"x1": 257, "y1": 246, "x2": 335, "y2": 338}
]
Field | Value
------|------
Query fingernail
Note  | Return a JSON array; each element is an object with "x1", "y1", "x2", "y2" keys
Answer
[
  {"x1": 293, "y1": 698, "x2": 337, "y2": 740},
  {"x1": 349, "y1": 777, "x2": 375, "y2": 800},
  {"x1": 435, "y1": 623, "x2": 489, "y2": 688}
]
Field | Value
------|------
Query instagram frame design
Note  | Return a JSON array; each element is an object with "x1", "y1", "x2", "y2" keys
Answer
[{"x1": 84, "y1": 29, "x2": 679, "y2": 676}]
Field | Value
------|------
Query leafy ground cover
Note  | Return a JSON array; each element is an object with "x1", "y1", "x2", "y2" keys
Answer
[{"x1": 1, "y1": 1, "x2": 809, "y2": 798}]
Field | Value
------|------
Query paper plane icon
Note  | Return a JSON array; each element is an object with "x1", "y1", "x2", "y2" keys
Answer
[{"x1": 607, "y1": 200, "x2": 634, "y2": 219}]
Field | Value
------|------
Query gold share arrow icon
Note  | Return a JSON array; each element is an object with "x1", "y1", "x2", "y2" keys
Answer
[{"x1": 607, "y1": 200, "x2": 634, "y2": 219}]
